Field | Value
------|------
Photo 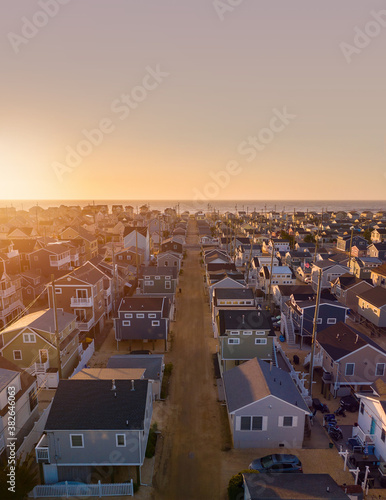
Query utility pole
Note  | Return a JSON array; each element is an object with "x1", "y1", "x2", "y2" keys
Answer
[
  {"x1": 135, "y1": 229, "x2": 139, "y2": 282},
  {"x1": 308, "y1": 268, "x2": 322, "y2": 399},
  {"x1": 267, "y1": 242, "x2": 275, "y2": 313},
  {"x1": 348, "y1": 226, "x2": 354, "y2": 273},
  {"x1": 112, "y1": 245, "x2": 116, "y2": 314},
  {"x1": 51, "y1": 275, "x2": 63, "y2": 380}
]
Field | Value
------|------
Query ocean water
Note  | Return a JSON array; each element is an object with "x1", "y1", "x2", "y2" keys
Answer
[{"x1": 1, "y1": 199, "x2": 386, "y2": 214}]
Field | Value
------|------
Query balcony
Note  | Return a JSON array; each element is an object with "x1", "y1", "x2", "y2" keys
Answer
[
  {"x1": 0, "y1": 300, "x2": 24, "y2": 319},
  {"x1": 49, "y1": 255, "x2": 71, "y2": 268},
  {"x1": 35, "y1": 434, "x2": 50, "y2": 464},
  {"x1": 103, "y1": 286, "x2": 112, "y2": 299},
  {"x1": 0, "y1": 285, "x2": 16, "y2": 298},
  {"x1": 76, "y1": 316, "x2": 95, "y2": 331},
  {"x1": 71, "y1": 297, "x2": 93, "y2": 307}
]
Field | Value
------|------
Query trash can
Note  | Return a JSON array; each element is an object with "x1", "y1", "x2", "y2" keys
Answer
[
  {"x1": 329, "y1": 442, "x2": 334, "y2": 449},
  {"x1": 293, "y1": 355, "x2": 300, "y2": 365}
]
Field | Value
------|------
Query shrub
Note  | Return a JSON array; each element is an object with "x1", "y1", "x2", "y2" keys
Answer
[
  {"x1": 145, "y1": 423, "x2": 158, "y2": 458},
  {"x1": 228, "y1": 470, "x2": 259, "y2": 500}
]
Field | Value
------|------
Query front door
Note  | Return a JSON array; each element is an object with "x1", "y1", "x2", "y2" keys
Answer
[{"x1": 370, "y1": 417, "x2": 376, "y2": 435}]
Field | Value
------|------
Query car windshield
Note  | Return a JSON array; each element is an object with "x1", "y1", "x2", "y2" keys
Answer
[{"x1": 261, "y1": 455, "x2": 274, "y2": 468}]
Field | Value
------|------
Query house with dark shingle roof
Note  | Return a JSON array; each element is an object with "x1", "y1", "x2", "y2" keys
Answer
[
  {"x1": 35, "y1": 379, "x2": 153, "y2": 484},
  {"x1": 315, "y1": 322, "x2": 386, "y2": 397},
  {"x1": 357, "y1": 287, "x2": 386, "y2": 328},
  {"x1": 223, "y1": 358, "x2": 310, "y2": 448},
  {"x1": 114, "y1": 296, "x2": 171, "y2": 351},
  {"x1": 371, "y1": 263, "x2": 386, "y2": 288},
  {"x1": 331, "y1": 273, "x2": 373, "y2": 313}
]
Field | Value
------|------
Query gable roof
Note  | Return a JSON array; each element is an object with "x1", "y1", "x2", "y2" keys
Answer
[
  {"x1": 372, "y1": 263, "x2": 386, "y2": 278},
  {"x1": 316, "y1": 321, "x2": 385, "y2": 360},
  {"x1": 223, "y1": 358, "x2": 309, "y2": 413},
  {"x1": 0, "y1": 308, "x2": 74, "y2": 335},
  {"x1": 214, "y1": 288, "x2": 254, "y2": 301},
  {"x1": 218, "y1": 309, "x2": 273, "y2": 333},
  {"x1": 57, "y1": 261, "x2": 105, "y2": 285},
  {"x1": 357, "y1": 286, "x2": 386, "y2": 308},
  {"x1": 107, "y1": 354, "x2": 164, "y2": 380},
  {"x1": 119, "y1": 296, "x2": 168, "y2": 315},
  {"x1": 45, "y1": 379, "x2": 149, "y2": 431}
]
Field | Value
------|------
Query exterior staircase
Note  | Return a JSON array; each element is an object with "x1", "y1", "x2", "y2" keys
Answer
[{"x1": 281, "y1": 312, "x2": 296, "y2": 345}]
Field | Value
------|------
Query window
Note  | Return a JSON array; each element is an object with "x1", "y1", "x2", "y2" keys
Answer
[
  {"x1": 70, "y1": 434, "x2": 84, "y2": 448},
  {"x1": 278, "y1": 416, "x2": 297, "y2": 427},
  {"x1": 316, "y1": 318, "x2": 322, "y2": 324},
  {"x1": 144, "y1": 281, "x2": 154, "y2": 286},
  {"x1": 136, "y1": 314, "x2": 144, "y2": 318},
  {"x1": 228, "y1": 338, "x2": 240, "y2": 345},
  {"x1": 252, "y1": 416, "x2": 263, "y2": 430},
  {"x1": 124, "y1": 313, "x2": 133, "y2": 318},
  {"x1": 230, "y1": 331, "x2": 239, "y2": 336},
  {"x1": 152, "y1": 320, "x2": 160, "y2": 326},
  {"x1": 327, "y1": 318, "x2": 336, "y2": 325},
  {"x1": 255, "y1": 338, "x2": 267, "y2": 345},
  {"x1": 376, "y1": 363, "x2": 385, "y2": 376},
  {"x1": 382, "y1": 429, "x2": 386, "y2": 443},
  {"x1": 243, "y1": 331, "x2": 252, "y2": 336},
  {"x1": 13, "y1": 350, "x2": 22, "y2": 361},
  {"x1": 360, "y1": 402, "x2": 364, "y2": 414},
  {"x1": 345, "y1": 363, "x2": 355, "y2": 376},
  {"x1": 165, "y1": 281, "x2": 171, "y2": 289},
  {"x1": 144, "y1": 276, "x2": 150, "y2": 280},
  {"x1": 122, "y1": 320, "x2": 131, "y2": 326},
  {"x1": 116, "y1": 434, "x2": 126, "y2": 447},
  {"x1": 240, "y1": 416, "x2": 251, "y2": 430},
  {"x1": 55, "y1": 288, "x2": 62, "y2": 294},
  {"x1": 148, "y1": 314, "x2": 156, "y2": 318},
  {"x1": 23, "y1": 333, "x2": 36, "y2": 343},
  {"x1": 155, "y1": 276, "x2": 160, "y2": 280}
]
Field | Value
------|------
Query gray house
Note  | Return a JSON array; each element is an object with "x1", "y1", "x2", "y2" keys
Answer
[
  {"x1": 223, "y1": 358, "x2": 310, "y2": 448},
  {"x1": 114, "y1": 297, "x2": 170, "y2": 351},
  {"x1": 357, "y1": 286, "x2": 386, "y2": 328},
  {"x1": 35, "y1": 379, "x2": 153, "y2": 484},
  {"x1": 217, "y1": 309, "x2": 276, "y2": 371},
  {"x1": 138, "y1": 266, "x2": 178, "y2": 296}
]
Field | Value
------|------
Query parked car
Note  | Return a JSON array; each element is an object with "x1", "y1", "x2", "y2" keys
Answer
[
  {"x1": 249, "y1": 454, "x2": 302, "y2": 473},
  {"x1": 340, "y1": 394, "x2": 359, "y2": 413}
]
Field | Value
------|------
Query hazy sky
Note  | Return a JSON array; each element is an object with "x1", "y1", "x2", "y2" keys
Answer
[{"x1": 1, "y1": 0, "x2": 386, "y2": 201}]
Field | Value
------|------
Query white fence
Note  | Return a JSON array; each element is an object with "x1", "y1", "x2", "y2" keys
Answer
[
  {"x1": 16, "y1": 401, "x2": 53, "y2": 463},
  {"x1": 70, "y1": 340, "x2": 95, "y2": 378},
  {"x1": 32, "y1": 480, "x2": 134, "y2": 498},
  {"x1": 276, "y1": 343, "x2": 312, "y2": 406}
]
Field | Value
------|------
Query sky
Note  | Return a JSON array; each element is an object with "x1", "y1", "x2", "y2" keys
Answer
[{"x1": 1, "y1": 0, "x2": 386, "y2": 201}]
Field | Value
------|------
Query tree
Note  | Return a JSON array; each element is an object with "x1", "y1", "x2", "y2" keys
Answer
[
  {"x1": 304, "y1": 233, "x2": 315, "y2": 243},
  {"x1": 362, "y1": 229, "x2": 372, "y2": 244}
]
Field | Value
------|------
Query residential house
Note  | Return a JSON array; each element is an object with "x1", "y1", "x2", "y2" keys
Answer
[
  {"x1": 371, "y1": 229, "x2": 386, "y2": 243},
  {"x1": 20, "y1": 270, "x2": 46, "y2": 303},
  {"x1": 217, "y1": 309, "x2": 275, "y2": 371},
  {"x1": 242, "y1": 474, "x2": 351, "y2": 500},
  {"x1": 212, "y1": 288, "x2": 255, "y2": 323},
  {"x1": 223, "y1": 358, "x2": 310, "y2": 448},
  {"x1": 314, "y1": 322, "x2": 386, "y2": 397},
  {"x1": 35, "y1": 379, "x2": 153, "y2": 484},
  {"x1": 284, "y1": 250, "x2": 313, "y2": 271},
  {"x1": 349, "y1": 257, "x2": 382, "y2": 280},
  {"x1": 354, "y1": 381, "x2": 386, "y2": 461},
  {"x1": 236, "y1": 244, "x2": 262, "y2": 266},
  {"x1": 115, "y1": 247, "x2": 145, "y2": 268},
  {"x1": 160, "y1": 237, "x2": 183, "y2": 255},
  {"x1": 0, "y1": 309, "x2": 80, "y2": 384},
  {"x1": 311, "y1": 260, "x2": 349, "y2": 291},
  {"x1": 331, "y1": 273, "x2": 373, "y2": 314},
  {"x1": 59, "y1": 226, "x2": 98, "y2": 262},
  {"x1": 48, "y1": 261, "x2": 109, "y2": 335},
  {"x1": 0, "y1": 357, "x2": 39, "y2": 461},
  {"x1": 272, "y1": 284, "x2": 315, "y2": 310},
  {"x1": 138, "y1": 266, "x2": 178, "y2": 297},
  {"x1": 282, "y1": 295, "x2": 348, "y2": 347},
  {"x1": 114, "y1": 297, "x2": 170, "y2": 351},
  {"x1": 157, "y1": 251, "x2": 182, "y2": 271},
  {"x1": 123, "y1": 227, "x2": 150, "y2": 263},
  {"x1": 336, "y1": 235, "x2": 368, "y2": 252},
  {"x1": 259, "y1": 266, "x2": 296, "y2": 294},
  {"x1": 370, "y1": 263, "x2": 386, "y2": 289},
  {"x1": 107, "y1": 354, "x2": 164, "y2": 399},
  {"x1": 28, "y1": 243, "x2": 72, "y2": 277},
  {"x1": 367, "y1": 243, "x2": 386, "y2": 261},
  {"x1": 357, "y1": 287, "x2": 386, "y2": 328},
  {"x1": 0, "y1": 273, "x2": 24, "y2": 329}
]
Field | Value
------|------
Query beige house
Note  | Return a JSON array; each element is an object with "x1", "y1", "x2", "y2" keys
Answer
[
  {"x1": 0, "y1": 309, "x2": 80, "y2": 384},
  {"x1": 0, "y1": 272, "x2": 24, "y2": 329}
]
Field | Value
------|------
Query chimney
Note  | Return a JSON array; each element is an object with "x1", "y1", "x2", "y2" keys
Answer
[
  {"x1": 242, "y1": 314, "x2": 245, "y2": 324},
  {"x1": 131, "y1": 379, "x2": 135, "y2": 391}
]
